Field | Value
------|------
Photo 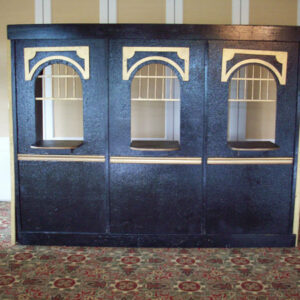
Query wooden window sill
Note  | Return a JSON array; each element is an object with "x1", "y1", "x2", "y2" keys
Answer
[
  {"x1": 31, "y1": 140, "x2": 83, "y2": 150},
  {"x1": 130, "y1": 140, "x2": 180, "y2": 151},
  {"x1": 228, "y1": 141, "x2": 279, "y2": 151}
]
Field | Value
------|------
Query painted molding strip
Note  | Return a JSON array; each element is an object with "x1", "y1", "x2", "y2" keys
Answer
[
  {"x1": 207, "y1": 157, "x2": 293, "y2": 165},
  {"x1": 24, "y1": 46, "x2": 89, "y2": 80},
  {"x1": 110, "y1": 156, "x2": 202, "y2": 165},
  {"x1": 18, "y1": 154, "x2": 105, "y2": 163},
  {"x1": 221, "y1": 49, "x2": 288, "y2": 85},
  {"x1": 123, "y1": 47, "x2": 189, "y2": 81}
]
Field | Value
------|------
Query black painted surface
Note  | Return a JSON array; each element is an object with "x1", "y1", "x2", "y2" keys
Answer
[
  {"x1": 7, "y1": 24, "x2": 300, "y2": 42},
  {"x1": 206, "y1": 164, "x2": 293, "y2": 234},
  {"x1": 227, "y1": 141, "x2": 279, "y2": 151},
  {"x1": 19, "y1": 161, "x2": 106, "y2": 233},
  {"x1": 18, "y1": 232, "x2": 295, "y2": 248},
  {"x1": 7, "y1": 24, "x2": 300, "y2": 247},
  {"x1": 130, "y1": 140, "x2": 180, "y2": 151},
  {"x1": 110, "y1": 164, "x2": 202, "y2": 234},
  {"x1": 31, "y1": 140, "x2": 83, "y2": 149}
]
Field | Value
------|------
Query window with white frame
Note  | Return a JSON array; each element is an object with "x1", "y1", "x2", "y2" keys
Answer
[
  {"x1": 130, "y1": 63, "x2": 180, "y2": 150},
  {"x1": 35, "y1": 64, "x2": 84, "y2": 142},
  {"x1": 228, "y1": 64, "x2": 277, "y2": 147}
]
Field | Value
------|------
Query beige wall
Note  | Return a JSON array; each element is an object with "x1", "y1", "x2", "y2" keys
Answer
[
  {"x1": 118, "y1": 0, "x2": 165, "y2": 23},
  {"x1": 0, "y1": 0, "x2": 34, "y2": 137},
  {"x1": 183, "y1": 0, "x2": 232, "y2": 24},
  {"x1": 52, "y1": 0, "x2": 99, "y2": 23},
  {"x1": 250, "y1": 0, "x2": 297, "y2": 25}
]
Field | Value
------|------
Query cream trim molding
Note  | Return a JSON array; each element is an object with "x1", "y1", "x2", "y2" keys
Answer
[
  {"x1": 123, "y1": 47, "x2": 189, "y2": 81},
  {"x1": 8, "y1": 48, "x2": 15, "y2": 244},
  {"x1": 110, "y1": 156, "x2": 201, "y2": 164},
  {"x1": 207, "y1": 157, "x2": 293, "y2": 165},
  {"x1": 221, "y1": 49, "x2": 288, "y2": 85},
  {"x1": 18, "y1": 154, "x2": 105, "y2": 163},
  {"x1": 24, "y1": 46, "x2": 90, "y2": 81}
]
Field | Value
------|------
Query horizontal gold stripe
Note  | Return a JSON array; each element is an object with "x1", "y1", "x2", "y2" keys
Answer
[
  {"x1": 207, "y1": 157, "x2": 293, "y2": 165},
  {"x1": 110, "y1": 156, "x2": 202, "y2": 165},
  {"x1": 18, "y1": 154, "x2": 105, "y2": 163}
]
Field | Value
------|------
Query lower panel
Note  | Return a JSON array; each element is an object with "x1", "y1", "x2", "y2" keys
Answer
[
  {"x1": 18, "y1": 161, "x2": 107, "y2": 233},
  {"x1": 17, "y1": 232, "x2": 296, "y2": 247},
  {"x1": 110, "y1": 164, "x2": 203, "y2": 234},
  {"x1": 206, "y1": 164, "x2": 294, "y2": 234}
]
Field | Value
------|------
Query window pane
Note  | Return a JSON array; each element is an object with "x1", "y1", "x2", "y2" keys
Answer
[
  {"x1": 131, "y1": 63, "x2": 180, "y2": 142},
  {"x1": 35, "y1": 64, "x2": 83, "y2": 140},
  {"x1": 228, "y1": 64, "x2": 277, "y2": 142}
]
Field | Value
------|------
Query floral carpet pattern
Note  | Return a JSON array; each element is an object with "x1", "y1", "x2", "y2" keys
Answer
[{"x1": 0, "y1": 202, "x2": 299, "y2": 299}]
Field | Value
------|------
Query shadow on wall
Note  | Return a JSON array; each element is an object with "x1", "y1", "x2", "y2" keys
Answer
[{"x1": 0, "y1": 137, "x2": 11, "y2": 201}]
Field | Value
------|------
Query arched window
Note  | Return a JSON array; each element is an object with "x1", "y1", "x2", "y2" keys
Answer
[
  {"x1": 130, "y1": 63, "x2": 180, "y2": 151},
  {"x1": 34, "y1": 63, "x2": 83, "y2": 149},
  {"x1": 227, "y1": 64, "x2": 278, "y2": 150}
]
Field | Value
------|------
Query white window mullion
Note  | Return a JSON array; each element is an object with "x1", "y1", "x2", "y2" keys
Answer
[
  {"x1": 232, "y1": 0, "x2": 249, "y2": 25},
  {"x1": 231, "y1": 0, "x2": 249, "y2": 141},
  {"x1": 35, "y1": 0, "x2": 44, "y2": 24},
  {"x1": 35, "y1": 0, "x2": 54, "y2": 140},
  {"x1": 43, "y1": 0, "x2": 52, "y2": 24},
  {"x1": 165, "y1": 0, "x2": 182, "y2": 140},
  {"x1": 236, "y1": 0, "x2": 249, "y2": 139},
  {"x1": 109, "y1": 0, "x2": 117, "y2": 23},
  {"x1": 298, "y1": 0, "x2": 300, "y2": 26},
  {"x1": 240, "y1": 0, "x2": 249, "y2": 25},
  {"x1": 100, "y1": 0, "x2": 117, "y2": 24},
  {"x1": 232, "y1": 0, "x2": 241, "y2": 24},
  {"x1": 43, "y1": 67, "x2": 54, "y2": 139},
  {"x1": 166, "y1": 0, "x2": 175, "y2": 24},
  {"x1": 174, "y1": 0, "x2": 183, "y2": 24},
  {"x1": 100, "y1": 0, "x2": 109, "y2": 23}
]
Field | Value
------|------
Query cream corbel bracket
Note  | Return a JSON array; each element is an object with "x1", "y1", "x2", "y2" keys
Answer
[
  {"x1": 24, "y1": 46, "x2": 90, "y2": 81},
  {"x1": 122, "y1": 47, "x2": 190, "y2": 81},
  {"x1": 221, "y1": 49, "x2": 288, "y2": 85}
]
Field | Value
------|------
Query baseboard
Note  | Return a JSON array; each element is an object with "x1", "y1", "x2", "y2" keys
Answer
[
  {"x1": 0, "y1": 137, "x2": 11, "y2": 201},
  {"x1": 17, "y1": 232, "x2": 296, "y2": 248}
]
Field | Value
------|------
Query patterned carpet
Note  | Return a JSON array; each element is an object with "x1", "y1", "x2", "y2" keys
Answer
[{"x1": 0, "y1": 202, "x2": 299, "y2": 299}]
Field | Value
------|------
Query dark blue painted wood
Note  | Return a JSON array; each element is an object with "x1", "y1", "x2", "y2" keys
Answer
[
  {"x1": 18, "y1": 161, "x2": 107, "y2": 233},
  {"x1": 7, "y1": 24, "x2": 300, "y2": 42},
  {"x1": 289, "y1": 49, "x2": 300, "y2": 233},
  {"x1": 18, "y1": 231, "x2": 295, "y2": 248},
  {"x1": 8, "y1": 24, "x2": 300, "y2": 247},
  {"x1": 206, "y1": 164, "x2": 294, "y2": 234},
  {"x1": 10, "y1": 41, "x2": 22, "y2": 238},
  {"x1": 110, "y1": 164, "x2": 202, "y2": 234}
]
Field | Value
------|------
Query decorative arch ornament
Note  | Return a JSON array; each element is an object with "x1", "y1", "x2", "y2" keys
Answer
[
  {"x1": 122, "y1": 46, "x2": 189, "y2": 81},
  {"x1": 24, "y1": 46, "x2": 89, "y2": 81},
  {"x1": 221, "y1": 48, "x2": 288, "y2": 85}
]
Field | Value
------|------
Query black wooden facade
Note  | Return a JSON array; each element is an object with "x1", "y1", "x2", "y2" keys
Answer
[{"x1": 7, "y1": 24, "x2": 300, "y2": 247}]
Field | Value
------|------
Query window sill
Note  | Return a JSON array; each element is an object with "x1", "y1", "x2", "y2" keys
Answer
[
  {"x1": 228, "y1": 141, "x2": 279, "y2": 151},
  {"x1": 31, "y1": 140, "x2": 83, "y2": 150},
  {"x1": 130, "y1": 140, "x2": 180, "y2": 151}
]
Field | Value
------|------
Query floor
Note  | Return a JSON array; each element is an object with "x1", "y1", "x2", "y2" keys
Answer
[{"x1": 0, "y1": 202, "x2": 299, "y2": 299}]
